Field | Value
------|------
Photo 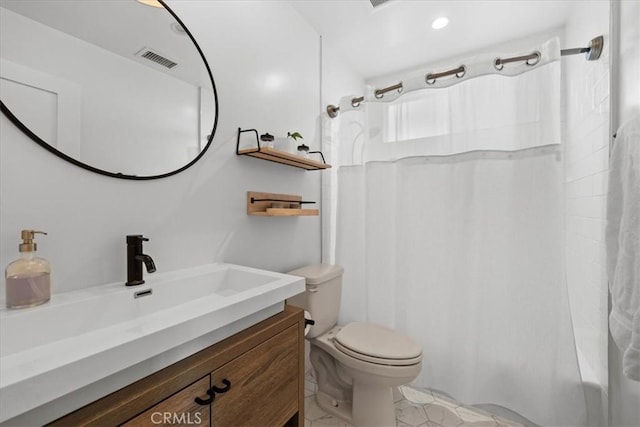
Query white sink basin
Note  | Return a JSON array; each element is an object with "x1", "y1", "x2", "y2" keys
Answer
[{"x1": 0, "y1": 263, "x2": 305, "y2": 422}]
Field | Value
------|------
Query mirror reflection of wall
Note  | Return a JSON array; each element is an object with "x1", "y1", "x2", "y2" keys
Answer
[{"x1": 0, "y1": 0, "x2": 217, "y2": 178}]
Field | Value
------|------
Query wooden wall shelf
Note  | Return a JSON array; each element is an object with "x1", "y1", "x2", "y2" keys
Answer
[
  {"x1": 247, "y1": 192, "x2": 319, "y2": 217},
  {"x1": 238, "y1": 147, "x2": 331, "y2": 171},
  {"x1": 236, "y1": 128, "x2": 331, "y2": 171}
]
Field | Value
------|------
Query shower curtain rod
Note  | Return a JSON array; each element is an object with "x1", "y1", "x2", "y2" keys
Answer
[{"x1": 327, "y1": 35, "x2": 603, "y2": 118}]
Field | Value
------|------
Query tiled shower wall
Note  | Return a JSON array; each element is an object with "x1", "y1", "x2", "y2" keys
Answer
[{"x1": 563, "y1": 0, "x2": 610, "y2": 392}]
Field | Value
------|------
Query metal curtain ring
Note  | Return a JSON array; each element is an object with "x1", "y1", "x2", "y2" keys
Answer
[
  {"x1": 494, "y1": 58, "x2": 504, "y2": 71},
  {"x1": 455, "y1": 65, "x2": 466, "y2": 78},
  {"x1": 425, "y1": 74, "x2": 436, "y2": 85},
  {"x1": 351, "y1": 100, "x2": 361, "y2": 108},
  {"x1": 526, "y1": 51, "x2": 541, "y2": 66},
  {"x1": 374, "y1": 90, "x2": 384, "y2": 99}
]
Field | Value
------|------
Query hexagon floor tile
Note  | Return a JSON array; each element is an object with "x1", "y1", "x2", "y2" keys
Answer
[{"x1": 304, "y1": 371, "x2": 529, "y2": 427}]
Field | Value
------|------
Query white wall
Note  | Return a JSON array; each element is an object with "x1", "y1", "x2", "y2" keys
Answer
[
  {"x1": 563, "y1": 0, "x2": 610, "y2": 402},
  {"x1": 0, "y1": 2, "x2": 365, "y2": 422},
  {"x1": 609, "y1": 1, "x2": 640, "y2": 426},
  {"x1": 0, "y1": 1, "x2": 358, "y2": 306}
]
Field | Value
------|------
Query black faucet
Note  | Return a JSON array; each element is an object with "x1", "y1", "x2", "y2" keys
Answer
[{"x1": 126, "y1": 235, "x2": 156, "y2": 286}]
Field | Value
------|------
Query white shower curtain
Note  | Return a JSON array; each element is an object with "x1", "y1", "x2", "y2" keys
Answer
[{"x1": 330, "y1": 39, "x2": 586, "y2": 427}]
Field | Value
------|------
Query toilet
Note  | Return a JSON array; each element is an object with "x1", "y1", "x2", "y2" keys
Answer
[{"x1": 287, "y1": 264, "x2": 422, "y2": 427}]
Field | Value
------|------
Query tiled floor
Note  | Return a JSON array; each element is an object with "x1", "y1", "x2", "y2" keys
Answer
[{"x1": 304, "y1": 371, "x2": 526, "y2": 427}]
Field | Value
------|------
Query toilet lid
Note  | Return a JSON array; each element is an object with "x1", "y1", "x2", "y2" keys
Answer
[{"x1": 334, "y1": 322, "x2": 422, "y2": 366}]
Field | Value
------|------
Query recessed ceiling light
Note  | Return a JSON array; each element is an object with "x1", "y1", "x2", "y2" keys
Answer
[
  {"x1": 432, "y1": 17, "x2": 449, "y2": 30},
  {"x1": 136, "y1": 0, "x2": 164, "y2": 8}
]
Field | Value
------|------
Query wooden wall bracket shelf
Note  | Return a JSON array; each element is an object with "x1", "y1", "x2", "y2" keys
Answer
[
  {"x1": 247, "y1": 192, "x2": 319, "y2": 216},
  {"x1": 236, "y1": 128, "x2": 331, "y2": 171}
]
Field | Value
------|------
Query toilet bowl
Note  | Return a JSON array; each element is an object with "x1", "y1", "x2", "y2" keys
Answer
[{"x1": 287, "y1": 264, "x2": 422, "y2": 427}]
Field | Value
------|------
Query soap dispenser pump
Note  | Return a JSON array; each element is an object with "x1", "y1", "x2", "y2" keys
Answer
[{"x1": 5, "y1": 230, "x2": 51, "y2": 309}]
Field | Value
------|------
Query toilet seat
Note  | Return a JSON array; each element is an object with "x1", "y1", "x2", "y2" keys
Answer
[{"x1": 333, "y1": 322, "x2": 422, "y2": 366}]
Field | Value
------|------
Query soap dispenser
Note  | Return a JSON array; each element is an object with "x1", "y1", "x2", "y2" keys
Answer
[{"x1": 5, "y1": 230, "x2": 51, "y2": 309}]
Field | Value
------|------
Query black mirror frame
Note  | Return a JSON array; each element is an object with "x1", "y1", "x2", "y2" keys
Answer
[{"x1": 0, "y1": 0, "x2": 219, "y2": 180}]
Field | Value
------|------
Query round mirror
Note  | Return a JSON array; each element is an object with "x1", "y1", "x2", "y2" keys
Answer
[{"x1": 0, "y1": 0, "x2": 218, "y2": 179}]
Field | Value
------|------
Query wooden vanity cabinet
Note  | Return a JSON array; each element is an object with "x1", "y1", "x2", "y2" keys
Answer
[{"x1": 50, "y1": 305, "x2": 305, "y2": 427}]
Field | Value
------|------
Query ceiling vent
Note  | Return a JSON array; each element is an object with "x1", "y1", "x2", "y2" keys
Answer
[
  {"x1": 370, "y1": 0, "x2": 392, "y2": 7},
  {"x1": 136, "y1": 47, "x2": 178, "y2": 69}
]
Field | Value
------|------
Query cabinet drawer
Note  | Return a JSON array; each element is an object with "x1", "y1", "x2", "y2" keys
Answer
[
  {"x1": 122, "y1": 376, "x2": 211, "y2": 427},
  {"x1": 212, "y1": 325, "x2": 299, "y2": 427}
]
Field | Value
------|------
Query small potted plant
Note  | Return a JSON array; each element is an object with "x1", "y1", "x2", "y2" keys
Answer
[
  {"x1": 287, "y1": 131, "x2": 303, "y2": 142},
  {"x1": 288, "y1": 132, "x2": 309, "y2": 157}
]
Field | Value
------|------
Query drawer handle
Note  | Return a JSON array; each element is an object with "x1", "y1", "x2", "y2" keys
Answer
[
  {"x1": 212, "y1": 379, "x2": 231, "y2": 394},
  {"x1": 194, "y1": 379, "x2": 230, "y2": 405},
  {"x1": 194, "y1": 389, "x2": 215, "y2": 406}
]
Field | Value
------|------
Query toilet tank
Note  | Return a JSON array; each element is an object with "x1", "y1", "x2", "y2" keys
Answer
[{"x1": 287, "y1": 264, "x2": 344, "y2": 338}]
